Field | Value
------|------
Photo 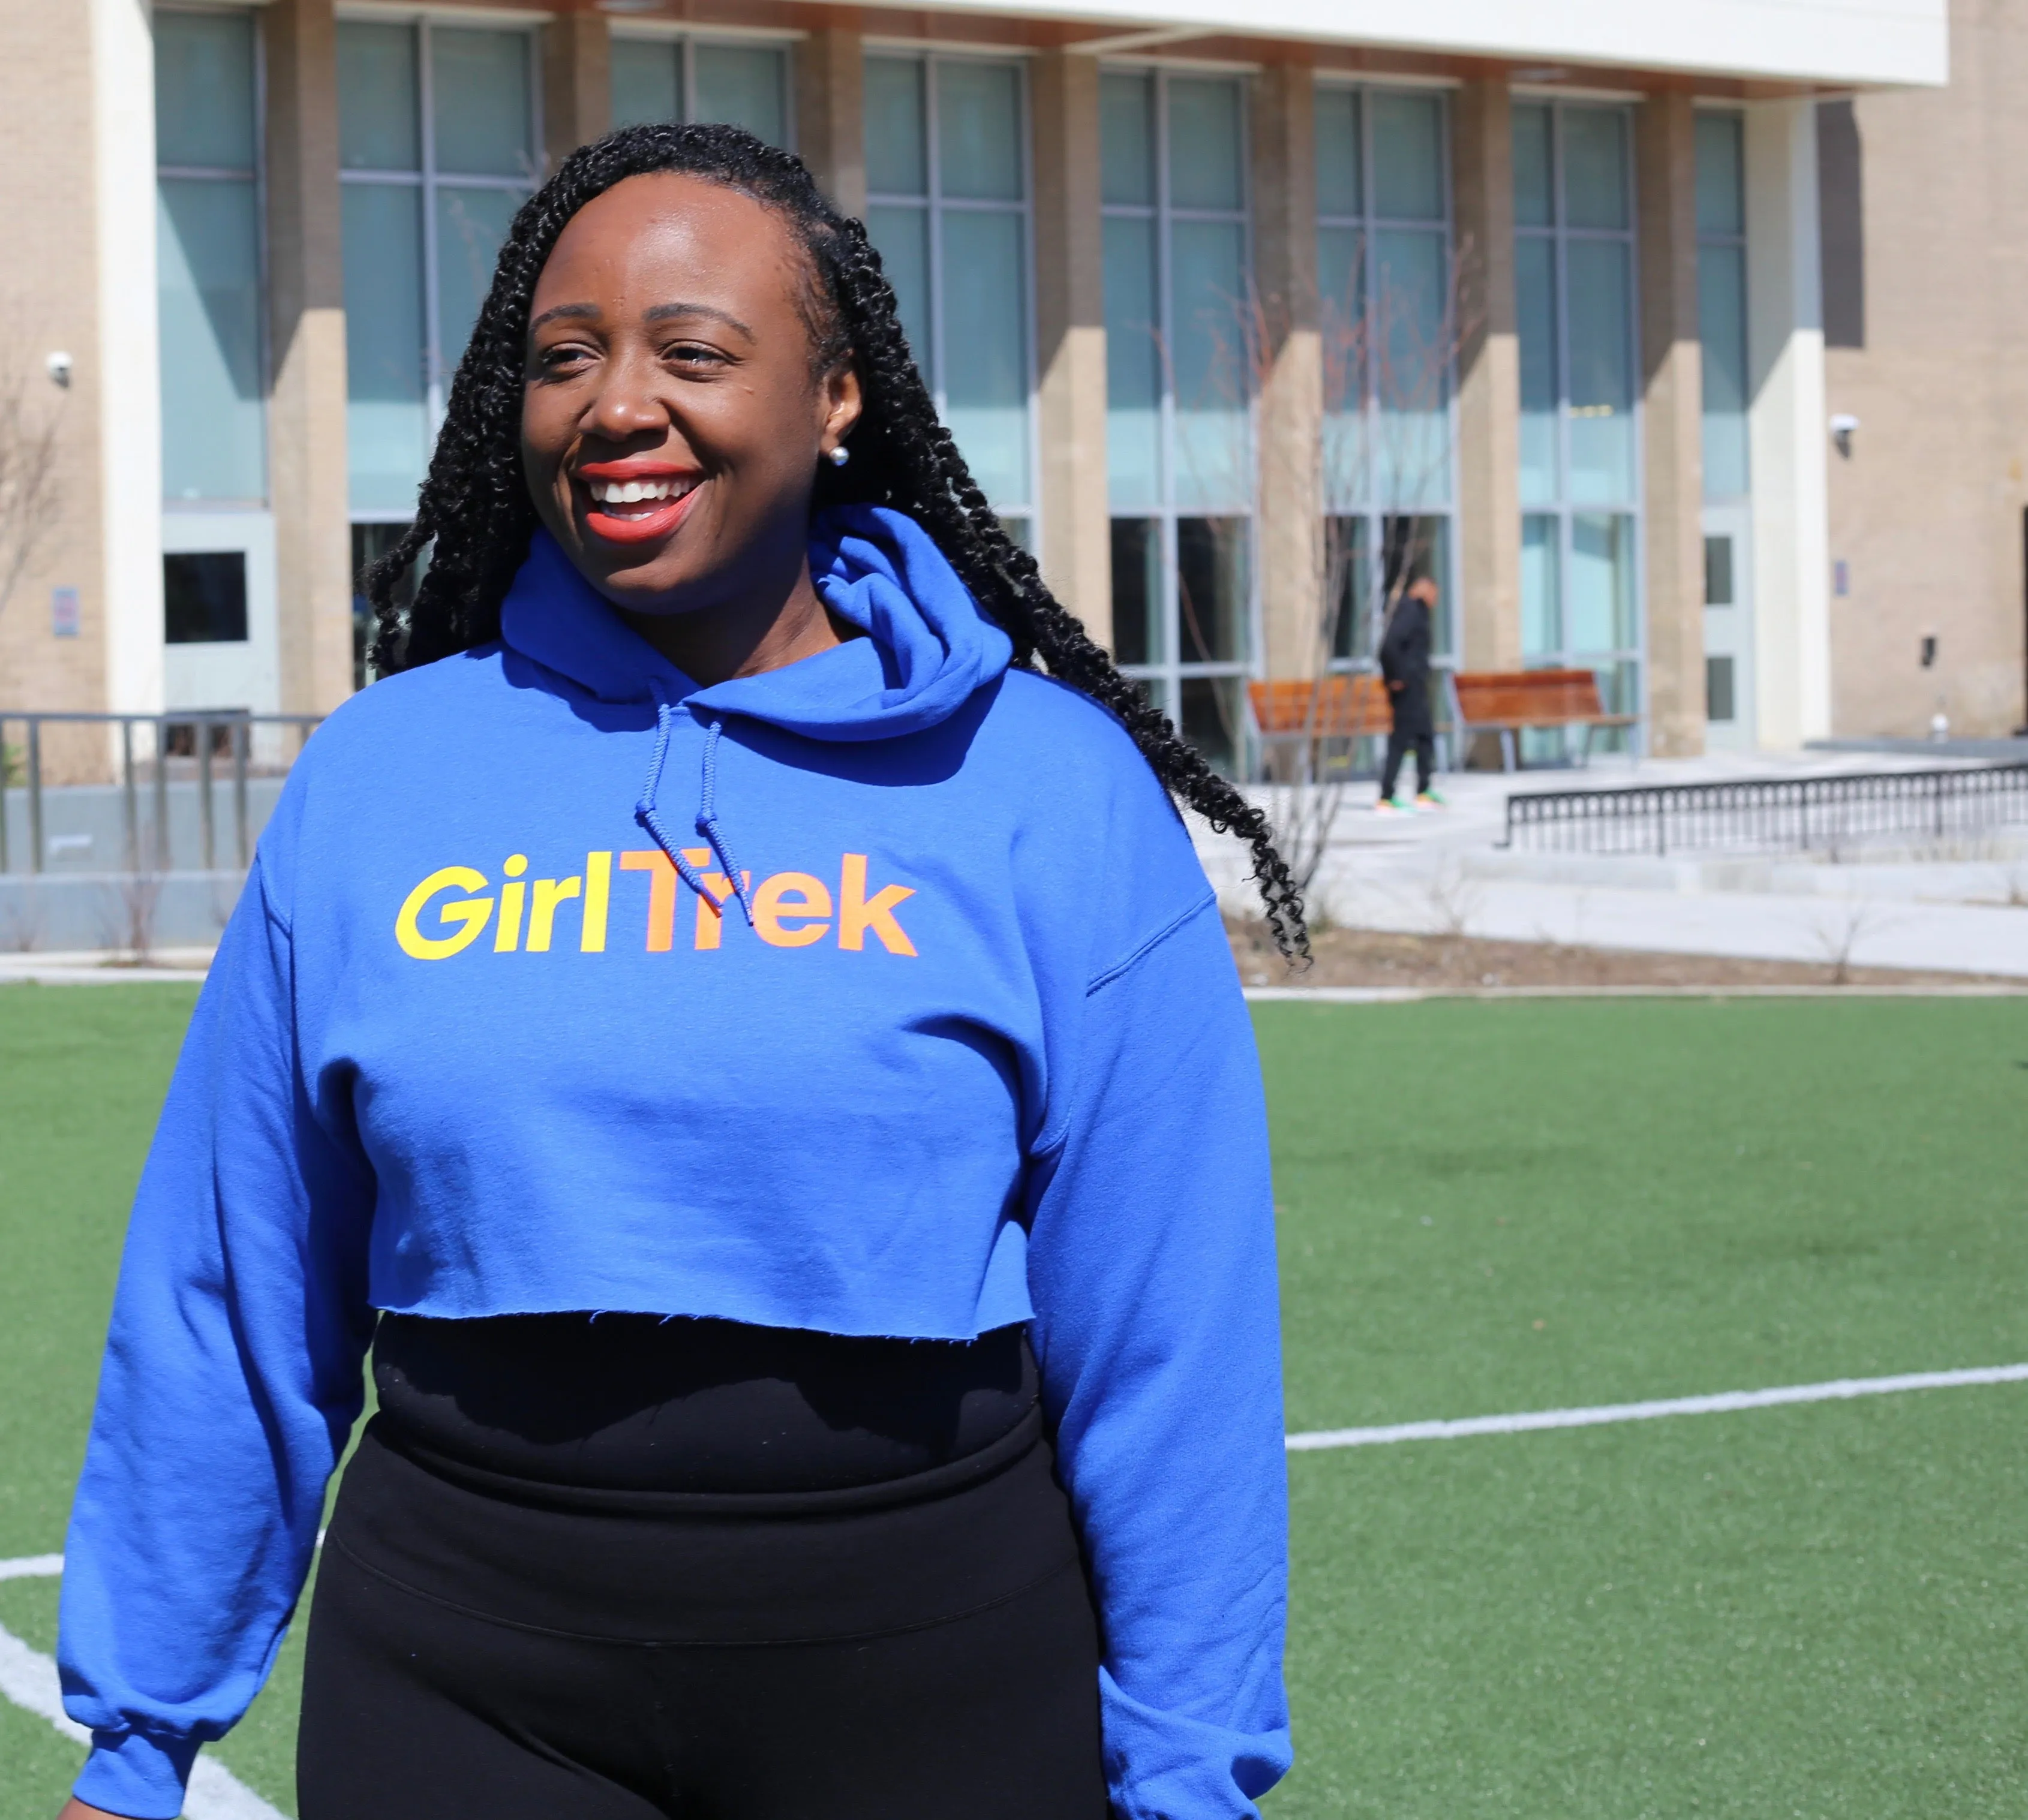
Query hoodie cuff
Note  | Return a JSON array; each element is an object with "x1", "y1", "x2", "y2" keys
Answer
[{"x1": 73, "y1": 1728, "x2": 200, "y2": 1820}]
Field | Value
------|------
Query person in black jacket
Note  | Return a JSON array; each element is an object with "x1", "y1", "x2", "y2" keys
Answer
[{"x1": 1377, "y1": 576, "x2": 1445, "y2": 811}]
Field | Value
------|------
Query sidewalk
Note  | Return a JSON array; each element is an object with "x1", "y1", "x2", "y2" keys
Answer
[{"x1": 1192, "y1": 750, "x2": 2028, "y2": 979}]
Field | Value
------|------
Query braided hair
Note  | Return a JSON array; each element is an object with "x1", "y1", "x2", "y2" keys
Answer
[{"x1": 365, "y1": 122, "x2": 1307, "y2": 958}]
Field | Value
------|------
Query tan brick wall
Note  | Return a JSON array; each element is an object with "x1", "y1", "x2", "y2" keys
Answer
[
  {"x1": 1826, "y1": 0, "x2": 2028, "y2": 738},
  {"x1": 0, "y1": 0, "x2": 112, "y2": 776}
]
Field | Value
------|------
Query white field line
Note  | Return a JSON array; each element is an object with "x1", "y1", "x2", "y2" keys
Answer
[
  {"x1": 1286, "y1": 1362, "x2": 2028, "y2": 1451},
  {"x1": 0, "y1": 1554, "x2": 62, "y2": 1581}
]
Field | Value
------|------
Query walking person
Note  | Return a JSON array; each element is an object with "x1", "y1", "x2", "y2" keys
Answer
[
  {"x1": 1376, "y1": 574, "x2": 1446, "y2": 813},
  {"x1": 54, "y1": 128, "x2": 1298, "y2": 1820}
]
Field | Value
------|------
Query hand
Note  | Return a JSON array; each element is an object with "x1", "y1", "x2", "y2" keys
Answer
[
  {"x1": 1388, "y1": 679, "x2": 1404, "y2": 693},
  {"x1": 58, "y1": 1800, "x2": 131, "y2": 1820}
]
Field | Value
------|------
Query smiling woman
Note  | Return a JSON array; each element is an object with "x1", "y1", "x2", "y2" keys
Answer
[{"x1": 54, "y1": 124, "x2": 1297, "y2": 1820}]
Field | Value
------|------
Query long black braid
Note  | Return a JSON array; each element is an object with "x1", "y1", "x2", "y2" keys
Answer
[{"x1": 366, "y1": 122, "x2": 1307, "y2": 958}]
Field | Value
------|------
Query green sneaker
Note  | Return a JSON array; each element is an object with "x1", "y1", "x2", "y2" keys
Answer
[
  {"x1": 1415, "y1": 789, "x2": 1448, "y2": 810},
  {"x1": 1375, "y1": 795, "x2": 1408, "y2": 814}
]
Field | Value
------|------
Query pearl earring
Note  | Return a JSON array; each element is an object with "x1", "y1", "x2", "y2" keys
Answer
[{"x1": 827, "y1": 445, "x2": 851, "y2": 468}]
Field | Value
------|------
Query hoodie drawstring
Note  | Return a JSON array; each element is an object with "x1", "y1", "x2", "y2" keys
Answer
[{"x1": 636, "y1": 680, "x2": 757, "y2": 926}]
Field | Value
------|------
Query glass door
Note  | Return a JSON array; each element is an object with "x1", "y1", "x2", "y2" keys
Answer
[{"x1": 1700, "y1": 503, "x2": 1754, "y2": 748}]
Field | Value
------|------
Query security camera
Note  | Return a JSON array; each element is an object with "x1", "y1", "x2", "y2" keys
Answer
[
  {"x1": 1829, "y1": 412, "x2": 1859, "y2": 458},
  {"x1": 45, "y1": 351, "x2": 73, "y2": 389}
]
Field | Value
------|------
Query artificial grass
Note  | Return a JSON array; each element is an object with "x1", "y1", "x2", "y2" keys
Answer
[{"x1": 1, "y1": 985, "x2": 2024, "y2": 1818}]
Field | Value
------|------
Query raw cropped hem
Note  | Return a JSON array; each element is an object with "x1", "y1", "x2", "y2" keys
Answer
[{"x1": 73, "y1": 1728, "x2": 200, "y2": 1820}]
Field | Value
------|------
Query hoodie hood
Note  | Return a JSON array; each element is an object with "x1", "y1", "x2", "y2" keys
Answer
[
  {"x1": 497, "y1": 503, "x2": 1014, "y2": 741},
  {"x1": 497, "y1": 503, "x2": 1014, "y2": 926}
]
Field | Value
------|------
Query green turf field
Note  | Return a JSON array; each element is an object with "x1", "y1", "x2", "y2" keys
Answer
[{"x1": 1, "y1": 985, "x2": 2024, "y2": 1818}]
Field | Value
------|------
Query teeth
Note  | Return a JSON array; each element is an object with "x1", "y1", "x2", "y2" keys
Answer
[{"x1": 593, "y1": 477, "x2": 692, "y2": 505}]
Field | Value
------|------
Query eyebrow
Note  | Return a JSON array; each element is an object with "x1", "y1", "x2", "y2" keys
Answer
[{"x1": 528, "y1": 299, "x2": 758, "y2": 341}]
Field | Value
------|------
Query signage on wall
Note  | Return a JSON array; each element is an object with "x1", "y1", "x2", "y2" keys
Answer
[{"x1": 50, "y1": 586, "x2": 79, "y2": 638}]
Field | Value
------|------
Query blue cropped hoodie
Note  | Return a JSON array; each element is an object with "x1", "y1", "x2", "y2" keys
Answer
[{"x1": 58, "y1": 506, "x2": 1291, "y2": 1819}]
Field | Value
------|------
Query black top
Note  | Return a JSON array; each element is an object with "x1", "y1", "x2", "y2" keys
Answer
[
  {"x1": 371, "y1": 1311, "x2": 1039, "y2": 1496},
  {"x1": 1378, "y1": 595, "x2": 1432, "y2": 687}
]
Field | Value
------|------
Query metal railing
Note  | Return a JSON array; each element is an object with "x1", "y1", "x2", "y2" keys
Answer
[
  {"x1": 1503, "y1": 763, "x2": 2028, "y2": 856},
  {"x1": 0, "y1": 711, "x2": 323, "y2": 875}
]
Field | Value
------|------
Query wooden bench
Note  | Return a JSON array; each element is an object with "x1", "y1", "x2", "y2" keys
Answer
[
  {"x1": 1448, "y1": 669, "x2": 1638, "y2": 771},
  {"x1": 1247, "y1": 674, "x2": 1456, "y2": 777}
]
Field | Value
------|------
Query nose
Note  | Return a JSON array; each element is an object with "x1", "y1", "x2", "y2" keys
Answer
[{"x1": 584, "y1": 342, "x2": 668, "y2": 443}]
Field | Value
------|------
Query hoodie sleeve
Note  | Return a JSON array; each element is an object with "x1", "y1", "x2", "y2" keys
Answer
[
  {"x1": 58, "y1": 852, "x2": 377, "y2": 1819},
  {"x1": 1025, "y1": 891, "x2": 1291, "y2": 1820}
]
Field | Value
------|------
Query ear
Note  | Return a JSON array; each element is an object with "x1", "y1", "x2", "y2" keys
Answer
[{"x1": 818, "y1": 360, "x2": 864, "y2": 462}]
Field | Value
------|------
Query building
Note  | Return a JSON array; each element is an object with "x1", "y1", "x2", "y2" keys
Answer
[{"x1": 2, "y1": 0, "x2": 1982, "y2": 789}]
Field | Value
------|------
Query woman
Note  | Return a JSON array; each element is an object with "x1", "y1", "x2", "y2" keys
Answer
[{"x1": 57, "y1": 126, "x2": 1300, "y2": 1820}]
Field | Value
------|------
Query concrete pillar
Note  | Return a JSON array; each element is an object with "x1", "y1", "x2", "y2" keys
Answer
[
  {"x1": 1030, "y1": 51, "x2": 1111, "y2": 645},
  {"x1": 1450, "y1": 78, "x2": 1521, "y2": 675},
  {"x1": 1745, "y1": 98, "x2": 1831, "y2": 748},
  {"x1": 1250, "y1": 58, "x2": 1324, "y2": 678},
  {"x1": 1636, "y1": 90, "x2": 1706, "y2": 758},
  {"x1": 263, "y1": 0, "x2": 353, "y2": 717},
  {"x1": 543, "y1": 10, "x2": 610, "y2": 170},
  {"x1": 92, "y1": 0, "x2": 163, "y2": 720},
  {"x1": 795, "y1": 27, "x2": 865, "y2": 219}
]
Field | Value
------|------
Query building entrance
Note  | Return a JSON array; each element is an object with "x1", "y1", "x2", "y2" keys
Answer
[{"x1": 1701, "y1": 504, "x2": 1754, "y2": 748}]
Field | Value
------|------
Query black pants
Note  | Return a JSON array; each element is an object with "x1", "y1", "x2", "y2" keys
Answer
[
  {"x1": 1381, "y1": 726, "x2": 1434, "y2": 798},
  {"x1": 298, "y1": 1412, "x2": 1107, "y2": 1819}
]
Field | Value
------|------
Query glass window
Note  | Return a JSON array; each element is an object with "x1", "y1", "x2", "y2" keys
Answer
[
  {"x1": 1314, "y1": 82, "x2": 1456, "y2": 675},
  {"x1": 341, "y1": 183, "x2": 428, "y2": 516},
  {"x1": 1099, "y1": 73, "x2": 1154, "y2": 207},
  {"x1": 155, "y1": 10, "x2": 256, "y2": 171},
  {"x1": 610, "y1": 40, "x2": 680, "y2": 130},
  {"x1": 1697, "y1": 113, "x2": 1750, "y2": 501},
  {"x1": 1314, "y1": 88, "x2": 1361, "y2": 219},
  {"x1": 338, "y1": 19, "x2": 534, "y2": 518},
  {"x1": 1104, "y1": 70, "x2": 1255, "y2": 769},
  {"x1": 1371, "y1": 92, "x2": 1443, "y2": 221},
  {"x1": 863, "y1": 55, "x2": 1034, "y2": 524},
  {"x1": 1513, "y1": 102, "x2": 1643, "y2": 751},
  {"x1": 1167, "y1": 77, "x2": 1243, "y2": 212},
  {"x1": 338, "y1": 22, "x2": 420, "y2": 171},
  {"x1": 432, "y1": 31, "x2": 532, "y2": 178},
  {"x1": 163, "y1": 552, "x2": 249, "y2": 644},
  {"x1": 156, "y1": 8, "x2": 265, "y2": 504},
  {"x1": 693, "y1": 43, "x2": 785, "y2": 142}
]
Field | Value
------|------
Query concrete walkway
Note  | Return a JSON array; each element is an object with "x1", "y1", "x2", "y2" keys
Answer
[{"x1": 1193, "y1": 749, "x2": 2028, "y2": 978}]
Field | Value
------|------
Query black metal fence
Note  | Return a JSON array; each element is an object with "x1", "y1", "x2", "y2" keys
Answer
[{"x1": 1503, "y1": 764, "x2": 2028, "y2": 856}]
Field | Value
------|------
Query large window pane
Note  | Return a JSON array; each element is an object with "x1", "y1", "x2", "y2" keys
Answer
[
  {"x1": 1695, "y1": 112, "x2": 1745, "y2": 237},
  {"x1": 158, "y1": 179, "x2": 266, "y2": 501},
  {"x1": 1565, "y1": 237, "x2": 1635, "y2": 504},
  {"x1": 155, "y1": 10, "x2": 255, "y2": 171},
  {"x1": 338, "y1": 22, "x2": 420, "y2": 172},
  {"x1": 865, "y1": 204, "x2": 930, "y2": 366},
  {"x1": 1103, "y1": 215, "x2": 1161, "y2": 510},
  {"x1": 1512, "y1": 103, "x2": 1554, "y2": 228},
  {"x1": 1318, "y1": 224, "x2": 1366, "y2": 509},
  {"x1": 695, "y1": 44, "x2": 786, "y2": 145},
  {"x1": 1168, "y1": 78, "x2": 1243, "y2": 212},
  {"x1": 937, "y1": 62, "x2": 1023, "y2": 200},
  {"x1": 1315, "y1": 87, "x2": 1362, "y2": 218},
  {"x1": 342, "y1": 182, "x2": 428, "y2": 514},
  {"x1": 610, "y1": 40, "x2": 680, "y2": 130},
  {"x1": 1328, "y1": 515, "x2": 1374, "y2": 660},
  {"x1": 1110, "y1": 518, "x2": 1162, "y2": 666},
  {"x1": 1521, "y1": 514, "x2": 1561, "y2": 657},
  {"x1": 1170, "y1": 219, "x2": 1248, "y2": 510},
  {"x1": 1561, "y1": 107, "x2": 1628, "y2": 230},
  {"x1": 1568, "y1": 512, "x2": 1636, "y2": 652},
  {"x1": 1516, "y1": 234, "x2": 1558, "y2": 507},
  {"x1": 1371, "y1": 92, "x2": 1443, "y2": 221},
  {"x1": 1381, "y1": 513, "x2": 1453, "y2": 655},
  {"x1": 1180, "y1": 676, "x2": 1243, "y2": 778},
  {"x1": 1176, "y1": 516, "x2": 1248, "y2": 663},
  {"x1": 941, "y1": 210, "x2": 1029, "y2": 504},
  {"x1": 1099, "y1": 73, "x2": 1154, "y2": 207},
  {"x1": 1372, "y1": 228, "x2": 1449, "y2": 509},
  {"x1": 865, "y1": 58, "x2": 927, "y2": 196},
  {"x1": 432, "y1": 30, "x2": 531, "y2": 178},
  {"x1": 1699, "y1": 242, "x2": 1750, "y2": 498},
  {"x1": 435, "y1": 185, "x2": 520, "y2": 383}
]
